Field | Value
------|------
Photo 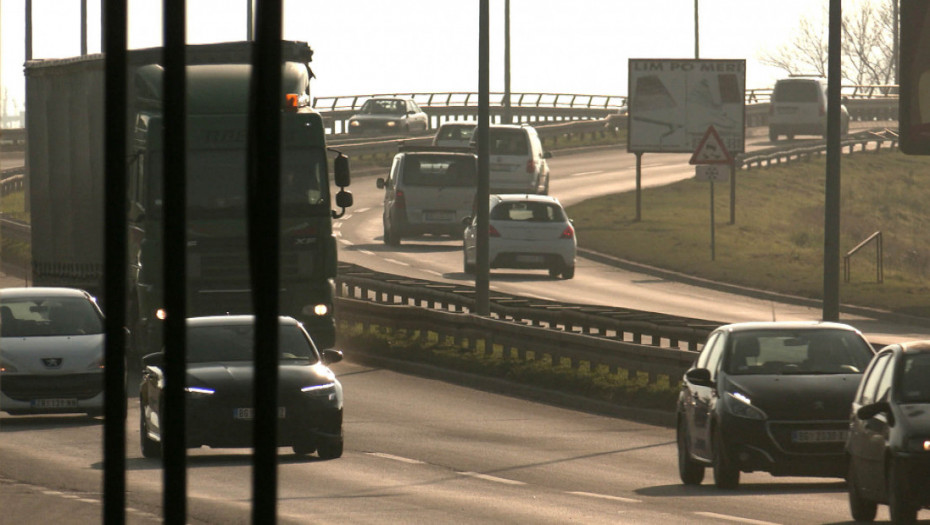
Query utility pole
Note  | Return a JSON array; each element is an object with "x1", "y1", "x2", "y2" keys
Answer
[
  {"x1": 503, "y1": 0, "x2": 512, "y2": 124},
  {"x1": 694, "y1": 0, "x2": 699, "y2": 58},
  {"x1": 823, "y1": 0, "x2": 842, "y2": 321}
]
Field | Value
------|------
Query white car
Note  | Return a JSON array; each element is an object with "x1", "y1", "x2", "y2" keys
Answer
[
  {"x1": 487, "y1": 124, "x2": 552, "y2": 194},
  {"x1": 432, "y1": 121, "x2": 477, "y2": 148},
  {"x1": 0, "y1": 287, "x2": 107, "y2": 417},
  {"x1": 768, "y1": 76, "x2": 849, "y2": 141},
  {"x1": 463, "y1": 194, "x2": 576, "y2": 279}
]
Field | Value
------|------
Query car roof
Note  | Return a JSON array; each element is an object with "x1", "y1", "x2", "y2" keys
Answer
[
  {"x1": 717, "y1": 320, "x2": 864, "y2": 334},
  {"x1": 899, "y1": 340, "x2": 930, "y2": 354},
  {"x1": 439, "y1": 121, "x2": 477, "y2": 127},
  {"x1": 0, "y1": 287, "x2": 95, "y2": 300},
  {"x1": 491, "y1": 193, "x2": 563, "y2": 205},
  {"x1": 186, "y1": 315, "x2": 300, "y2": 327},
  {"x1": 368, "y1": 96, "x2": 410, "y2": 102}
]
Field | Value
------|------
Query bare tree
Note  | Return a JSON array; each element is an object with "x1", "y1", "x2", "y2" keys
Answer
[{"x1": 759, "y1": 0, "x2": 897, "y2": 86}]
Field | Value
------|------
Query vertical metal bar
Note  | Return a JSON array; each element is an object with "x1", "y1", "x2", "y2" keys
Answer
[
  {"x1": 103, "y1": 1, "x2": 127, "y2": 523},
  {"x1": 693, "y1": 0, "x2": 699, "y2": 59},
  {"x1": 476, "y1": 0, "x2": 490, "y2": 316},
  {"x1": 81, "y1": 0, "x2": 88, "y2": 56},
  {"x1": 635, "y1": 152, "x2": 642, "y2": 222},
  {"x1": 823, "y1": 0, "x2": 842, "y2": 321},
  {"x1": 503, "y1": 0, "x2": 512, "y2": 125},
  {"x1": 729, "y1": 163, "x2": 735, "y2": 224},
  {"x1": 249, "y1": 1, "x2": 283, "y2": 522},
  {"x1": 709, "y1": 179, "x2": 715, "y2": 261},
  {"x1": 25, "y1": 0, "x2": 33, "y2": 61},
  {"x1": 162, "y1": 0, "x2": 188, "y2": 521}
]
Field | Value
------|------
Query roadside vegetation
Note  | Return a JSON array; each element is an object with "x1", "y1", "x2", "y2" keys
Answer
[{"x1": 567, "y1": 149, "x2": 930, "y2": 319}]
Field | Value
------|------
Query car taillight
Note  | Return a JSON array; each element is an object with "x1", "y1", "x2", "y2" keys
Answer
[
  {"x1": 526, "y1": 159, "x2": 536, "y2": 174},
  {"x1": 395, "y1": 189, "x2": 406, "y2": 209},
  {"x1": 489, "y1": 225, "x2": 501, "y2": 237},
  {"x1": 560, "y1": 225, "x2": 575, "y2": 239}
]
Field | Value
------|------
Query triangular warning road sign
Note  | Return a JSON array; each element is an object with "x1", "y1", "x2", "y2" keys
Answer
[{"x1": 689, "y1": 125, "x2": 733, "y2": 165}]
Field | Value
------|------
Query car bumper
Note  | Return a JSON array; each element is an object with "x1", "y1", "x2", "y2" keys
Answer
[
  {"x1": 892, "y1": 453, "x2": 930, "y2": 507},
  {"x1": 488, "y1": 240, "x2": 575, "y2": 270},
  {"x1": 184, "y1": 399, "x2": 343, "y2": 449},
  {"x1": 0, "y1": 372, "x2": 105, "y2": 414},
  {"x1": 719, "y1": 414, "x2": 849, "y2": 478}
]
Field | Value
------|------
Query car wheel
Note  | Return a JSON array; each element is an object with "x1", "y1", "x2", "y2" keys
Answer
[
  {"x1": 292, "y1": 442, "x2": 316, "y2": 456},
  {"x1": 561, "y1": 265, "x2": 575, "y2": 279},
  {"x1": 139, "y1": 408, "x2": 162, "y2": 459},
  {"x1": 768, "y1": 128, "x2": 778, "y2": 142},
  {"x1": 317, "y1": 439, "x2": 343, "y2": 460},
  {"x1": 677, "y1": 416, "x2": 705, "y2": 485},
  {"x1": 463, "y1": 252, "x2": 475, "y2": 275},
  {"x1": 384, "y1": 224, "x2": 400, "y2": 247},
  {"x1": 847, "y1": 461, "x2": 877, "y2": 522},
  {"x1": 548, "y1": 267, "x2": 560, "y2": 278},
  {"x1": 712, "y1": 424, "x2": 740, "y2": 489},
  {"x1": 889, "y1": 461, "x2": 918, "y2": 524}
]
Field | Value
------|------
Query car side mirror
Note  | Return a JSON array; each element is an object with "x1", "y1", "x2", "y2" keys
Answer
[
  {"x1": 685, "y1": 368, "x2": 713, "y2": 387},
  {"x1": 321, "y1": 349, "x2": 344, "y2": 365},
  {"x1": 856, "y1": 401, "x2": 891, "y2": 421},
  {"x1": 544, "y1": 151, "x2": 553, "y2": 159},
  {"x1": 462, "y1": 217, "x2": 473, "y2": 227},
  {"x1": 333, "y1": 153, "x2": 350, "y2": 188},
  {"x1": 376, "y1": 178, "x2": 386, "y2": 189}
]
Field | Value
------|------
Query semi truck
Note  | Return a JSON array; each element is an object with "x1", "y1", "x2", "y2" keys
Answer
[{"x1": 24, "y1": 41, "x2": 352, "y2": 357}]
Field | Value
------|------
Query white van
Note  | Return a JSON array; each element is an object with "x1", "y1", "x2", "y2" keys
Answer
[
  {"x1": 488, "y1": 124, "x2": 552, "y2": 194},
  {"x1": 768, "y1": 77, "x2": 849, "y2": 141},
  {"x1": 377, "y1": 149, "x2": 478, "y2": 246},
  {"x1": 433, "y1": 121, "x2": 477, "y2": 148}
]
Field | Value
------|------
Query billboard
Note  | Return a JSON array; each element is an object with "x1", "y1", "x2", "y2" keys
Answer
[
  {"x1": 900, "y1": 0, "x2": 930, "y2": 154},
  {"x1": 628, "y1": 59, "x2": 746, "y2": 154}
]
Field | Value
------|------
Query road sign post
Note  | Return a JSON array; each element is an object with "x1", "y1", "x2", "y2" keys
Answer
[{"x1": 691, "y1": 126, "x2": 734, "y2": 261}]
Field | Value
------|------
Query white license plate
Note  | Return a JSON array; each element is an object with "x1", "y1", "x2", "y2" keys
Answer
[
  {"x1": 424, "y1": 211, "x2": 454, "y2": 222},
  {"x1": 32, "y1": 398, "x2": 79, "y2": 409},
  {"x1": 233, "y1": 407, "x2": 286, "y2": 420},
  {"x1": 791, "y1": 430, "x2": 848, "y2": 443},
  {"x1": 515, "y1": 255, "x2": 543, "y2": 263}
]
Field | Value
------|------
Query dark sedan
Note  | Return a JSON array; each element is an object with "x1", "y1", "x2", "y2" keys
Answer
[
  {"x1": 677, "y1": 321, "x2": 874, "y2": 489},
  {"x1": 139, "y1": 315, "x2": 344, "y2": 459},
  {"x1": 847, "y1": 340, "x2": 930, "y2": 524}
]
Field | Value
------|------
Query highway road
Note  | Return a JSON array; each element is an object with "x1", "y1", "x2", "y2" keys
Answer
[{"x1": 2, "y1": 128, "x2": 928, "y2": 523}]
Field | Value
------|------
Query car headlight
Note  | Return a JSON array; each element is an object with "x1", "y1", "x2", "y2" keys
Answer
[
  {"x1": 907, "y1": 438, "x2": 930, "y2": 452},
  {"x1": 185, "y1": 386, "x2": 215, "y2": 399},
  {"x1": 385, "y1": 121, "x2": 396, "y2": 127},
  {"x1": 725, "y1": 391, "x2": 767, "y2": 420},
  {"x1": 302, "y1": 303, "x2": 329, "y2": 317},
  {"x1": 349, "y1": 120, "x2": 360, "y2": 127},
  {"x1": 0, "y1": 359, "x2": 17, "y2": 373},
  {"x1": 87, "y1": 355, "x2": 105, "y2": 371},
  {"x1": 301, "y1": 383, "x2": 337, "y2": 401}
]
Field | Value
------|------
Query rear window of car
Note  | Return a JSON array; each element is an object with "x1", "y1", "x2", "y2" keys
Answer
[
  {"x1": 773, "y1": 81, "x2": 821, "y2": 103},
  {"x1": 437, "y1": 125, "x2": 476, "y2": 142},
  {"x1": 403, "y1": 155, "x2": 476, "y2": 187},
  {"x1": 725, "y1": 329, "x2": 873, "y2": 375},
  {"x1": 1, "y1": 297, "x2": 103, "y2": 337},
  {"x1": 185, "y1": 324, "x2": 319, "y2": 363},
  {"x1": 489, "y1": 128, "x2": 529, "y2": 155},
  {"x1": 490, "y1": 201, "x2": 565, "y2": 222}
]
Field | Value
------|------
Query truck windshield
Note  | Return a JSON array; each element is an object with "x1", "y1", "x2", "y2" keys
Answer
[{"x1": 148, "y1": 148, "x2": 328, "y2": 214}]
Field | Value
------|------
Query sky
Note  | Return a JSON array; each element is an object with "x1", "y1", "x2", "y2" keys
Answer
[{"x1": 0, "y1": 0, "x2": 834, "y2": 120}]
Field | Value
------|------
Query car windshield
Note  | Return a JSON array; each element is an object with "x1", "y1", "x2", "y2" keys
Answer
[
  {"x1": 1, "y1": 296, "x2": 103, "y2": 337},
  {"x1": 403, "y1": 155, "x2": 476, "y2": 187},
  {"x1": 490, "y1": 201, "x2": 565, "y2": 222},
  {"x1": 725, "y1": 329, "x2": 874, "y2": 375},
  {"x1": 186, "y1": 323, "x2": 319, "y2": 363},
  {"x1": 898, "y1": 353, "x2": 930, "y2": 403},
  {"x1": 361, "y1": 99, "x2": 405, "y2": 115}
]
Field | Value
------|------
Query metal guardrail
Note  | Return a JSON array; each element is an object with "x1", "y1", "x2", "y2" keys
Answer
[
  {"x1": 736, "y1": 128, "x2": 899, "y2": 169},
  {"x1": 844, "y1": 231, "x2": 883, "y2": 284}
]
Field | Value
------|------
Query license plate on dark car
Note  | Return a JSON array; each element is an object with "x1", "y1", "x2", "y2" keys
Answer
[
  {"x1": 791, "y1": 430, "x2": 848, "y2": 443},
  {"x1": 32, "y1": 398, "x2": 78, "y2": 409},
  {"x1": 233, "y1": 407, "x2": 286, "y2": 420}
]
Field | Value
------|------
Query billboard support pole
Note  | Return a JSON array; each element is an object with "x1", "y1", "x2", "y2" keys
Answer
[{"x1": 635, "y1": 152, "x2": 642, "y2": 222}]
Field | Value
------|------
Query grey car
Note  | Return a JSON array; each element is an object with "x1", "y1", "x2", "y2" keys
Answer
[{"x1": 347, "y1": 97, "x2": 429, "y2": 135}]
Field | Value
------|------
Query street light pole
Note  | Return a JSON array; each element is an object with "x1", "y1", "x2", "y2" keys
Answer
[
  {"x1": 694, "y1": 0, "x2": 699, "y2": 58},
  {"x1": 503, "y1": 0, "x2": 512, "y2": 124}
]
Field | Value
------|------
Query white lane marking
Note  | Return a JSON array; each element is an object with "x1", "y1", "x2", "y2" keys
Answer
[
  {"x1": 566, "y1": 491, "x2": 641, "y2": 504},
  {"x1": 459, "y1": 472, "x2": 526, "y2": 485},
  {"x1": 693, "y1": 512, "x2": 781, "y2": 525},
  {"x1": 333, "y1": 222, "x2": 342, "y2": 229},
  {"x1": 338, "y1": 238, "x2": 352, "y2": 245},
  {"x1": 355, "y1": 207, "x2": 370, "y2": 213},
  {"x1": 422, "y1": 269, "x2": 443, "y2": 277},
  {"x1": 358, "y1": 249, "x2": 374, "y2": 256},
  {"x1": 571, "y1": 170, "x2": 604, "y2": 177},
  {"x1": 384, "y1": 258, "x2": 410, "y2": 267},
  {"x1": 366, "y1": 452, "x2": 425, "y2": 464}
]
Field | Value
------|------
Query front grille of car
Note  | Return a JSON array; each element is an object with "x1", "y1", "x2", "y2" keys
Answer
[
  {"x1": 1, "y1": 373, "x2": 103, "y2": 400},
  {"x1": 766, "y1": 420, "x2": 849, "y2": 454}
]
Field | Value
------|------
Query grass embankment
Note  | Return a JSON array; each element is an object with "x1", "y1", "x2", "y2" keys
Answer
[{"x1": 567, "y1": 149, "x2": 930, "y2": 319}]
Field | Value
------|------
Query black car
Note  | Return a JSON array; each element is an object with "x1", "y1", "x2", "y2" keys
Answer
[
  {"x1": 677, "y1": 321, "x2": 874, "y2": 489},
  {"x1": 847, "y1": 340, "x2": 930, "y2": 523},
  {"x1": 139, "y1": 315, "x2": 344, "y2": 459}
]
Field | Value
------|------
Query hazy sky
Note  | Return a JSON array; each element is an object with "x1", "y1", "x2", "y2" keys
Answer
[{"x1": 1, "y1": 0, "x2": 833, "y2": 116}]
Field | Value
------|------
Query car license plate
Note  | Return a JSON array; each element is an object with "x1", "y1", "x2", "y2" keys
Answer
[
  {"x1": 233, "y1": 407, "x2": 286, "y2": 420},
  {"x1": 515, "y1": 254, "x2": 543, "y2": 263},
  {"x1": 424, "y1": 211, "x2": 454, "y2": 222},
  {"x1": 791, "y1": 429, "x2": 848, "y2": 443},
  {"x1": 32, "y1": 398, "x2": 78, "y2": 409}
]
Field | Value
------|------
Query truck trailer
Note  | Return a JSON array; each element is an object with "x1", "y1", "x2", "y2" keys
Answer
[{"x1": 24, "y1": 41, "x2": 351, "y2": 357}]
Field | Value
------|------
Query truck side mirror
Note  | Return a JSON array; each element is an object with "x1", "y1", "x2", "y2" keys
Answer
[
  {"x1": 332, "y1": 189, "x2": 353, "y2": 219},
  {"x1": 333, "y1": 153, "x2": 350, "y2": 188}
]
